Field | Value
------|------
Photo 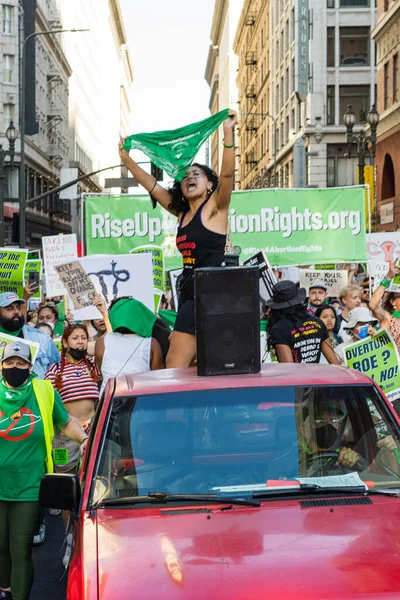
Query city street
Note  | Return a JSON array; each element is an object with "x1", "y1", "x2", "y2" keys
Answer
[{"x1": 31, "y1": 515, "x2": 67, "y2": 600}]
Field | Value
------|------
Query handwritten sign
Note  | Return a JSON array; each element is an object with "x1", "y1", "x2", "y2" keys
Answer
[
  {"x1": 42, "y1": 234, "x2": 77, "y2": 297},
  {"x1": 54, "y1": 260, "x2": 97, "y2": 309},
  {"x1": 0, "y1": 248, "x2": 28, "y2": 298},
  {"x1": 299, "y1": 270, "x2": 348, "y2": 297}
]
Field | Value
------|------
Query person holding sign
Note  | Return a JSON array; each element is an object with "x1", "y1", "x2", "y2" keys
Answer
[
  {"x1": 334, "y1": 307, "x2": 379, "y2": 362},
  {"x1": 119, "y1": 110, "x2": 237, "y2": 368},
  {"x1": 370, "y1": 264, "x2": 400, "y2": 352},
  {"x1": 0, "y1": 341, "x2": 88, "y2": 600}
]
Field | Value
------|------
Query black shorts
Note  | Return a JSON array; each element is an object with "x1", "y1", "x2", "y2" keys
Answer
[{"x1": 174, "y1": 299, "x2": 195, "y2": 335}]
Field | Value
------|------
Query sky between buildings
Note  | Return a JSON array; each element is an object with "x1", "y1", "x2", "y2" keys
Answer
[{"x1": 119, "y1": 0, "x2": 216, "y2": 171}]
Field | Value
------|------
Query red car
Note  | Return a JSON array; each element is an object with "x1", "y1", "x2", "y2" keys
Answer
[{"x1": 41, "y1": 364, "x2": 400, "y2": 599}]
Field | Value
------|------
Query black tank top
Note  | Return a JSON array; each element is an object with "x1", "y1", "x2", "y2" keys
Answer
[{"x1": 176, "y1": 199, "x2": 227, "y2": 300}]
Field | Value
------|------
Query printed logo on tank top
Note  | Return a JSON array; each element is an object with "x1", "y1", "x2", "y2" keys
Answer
[{"x1": 176, "y1": 234, "x2": 197, "y2": 266}]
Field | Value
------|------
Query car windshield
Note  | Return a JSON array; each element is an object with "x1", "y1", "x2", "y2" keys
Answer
[{"x1": 92, "y1": 385, "x2": 400, "y2": 505}]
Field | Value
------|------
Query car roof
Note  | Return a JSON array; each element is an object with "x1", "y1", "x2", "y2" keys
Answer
[{"x1": 112, "y1": 364, "x2": 374, "y2": 397}]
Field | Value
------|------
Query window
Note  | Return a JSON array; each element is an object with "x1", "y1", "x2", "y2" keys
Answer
[
  {"x1": 339, "y1": 85, "x2": 370, "y2": 122},
  {"x1": 2, "y1": 5, "x2": 13, "y2": 34},
  {"x1": 327, "y1": 27, "x2": 335, "y2": 67},
  {"x1": 394, "y1": 54, "x2": 398, "y2": 103},
  {"x1": 327, "y1": 0, "x2": 335, "y2": 7},
  {"x1": 2, "y1": 55, "x2": 13, "y2": 83},
  {"x1": 327, "y1": 86, "x2": 335, "y2": 125},
  {"x1": 3, "y1": 103, "x2": 14, "y2": 130},
  {"x1": 340, "y1": 0, "x2": 369, "y2": 5},
  {"x1": 384, "y1": 62, "x2": 389, "y2": 109},
  {"x1": 340, "y1": 27, "x2": 370, "y2": 67}
]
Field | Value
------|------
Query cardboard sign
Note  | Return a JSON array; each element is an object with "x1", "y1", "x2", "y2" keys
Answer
[
  {"x1": 344, "y1": 328, "x2": 400, "y2": 402},
  {"x1": 0, "y1": 248, "x2": 28, "y2": 299},
  {"x1": 54, "y1": 260, "x2": 97, "y2": 309},
  {"x1": 0, "y1": 333, "x2": 40, "y2": 375},
  {"x1": 244, "y1": 251, "x2": 277, "y2": 316},
  {"x1": 300, "y1": 270, "x2": 348, "y2": 297},
  {"x1": 42, "y1": 234, "x2": 78, "y2": 297}
]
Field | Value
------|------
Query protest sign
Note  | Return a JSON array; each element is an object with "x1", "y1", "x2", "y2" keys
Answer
[
  {"x1": 84, "y1": 186, "x2": 367, "y2": 269},
  {"x1": 0, "y1": 248, "x2": 28, "y2": 298},
  {"x1": 299, "y1": 270, "x2": 348, "y2": 297},
  {"x1": 244, "y1": 251, "x2": 277, "y2": 316},
  {"x1": 42, "y1": 234, "x2": 78, "y2": 297},
  {"x1": 130, "y1": 245, "x2": 164, "y2": 311},
  {"x1": 367, "y1": 232, "x2": 400, "y2": 290},
  {"x1": 278, "y1": 266, "x2": 300, "y2": 283},
  {"x1": 54, "y1": 260, "x2": 97, "y2": 310},
  {"x1": 64, "y1": 253, "x2": 154, "y2": 321},
  {"x1": 344, "y1": 328, "x2": 400, "y2": 402},
  {"x1": 168, "y1": 268, "x2": 183, "y2": 312},
  {"x1": 28, "y1": 250, "x2": 41, "y2": 260},
  {"x1": 0, "y1": 333, "x2": 40, "y2": 374},
  {"x1": 24, "y1": 259, "x2": 42, "y2": 300}
]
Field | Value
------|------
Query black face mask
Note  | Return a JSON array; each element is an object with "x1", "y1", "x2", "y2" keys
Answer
[
  {"x1": 2, "y1": 367, "x2": 30, "y2": 388},
  {"x1": 0, "y1": 314, "x2": 25, "y2": 332},
  {"x1": 68, "y1": 348, "x2": 88, "y2": 361},
  {"x1": 315, "y1": 424, "x2": 338, "y2": 449}
]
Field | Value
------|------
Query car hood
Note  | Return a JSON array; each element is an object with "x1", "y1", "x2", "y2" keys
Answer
[{"x1": 95, "y1": 496, "x2": 400, "y2": 600}]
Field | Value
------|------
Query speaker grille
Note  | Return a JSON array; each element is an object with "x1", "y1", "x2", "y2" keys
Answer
[{"x1": 195, "y1": 267, "x2": 261, "y2": 376}]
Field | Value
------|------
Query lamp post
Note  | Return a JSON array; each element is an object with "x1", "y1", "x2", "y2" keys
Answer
[
  {"x1": 343, "y1": 103, "x2": 379, "y2": 185},
  {"x1": 239, "y1": 112, "x2": 277, "y2": 187},
  {"x1": 19, "y1": 28, "x2": 89, "y2": 248},
  {"x1": 0, "y1": 120, "x2": 18, "y2": 246}
]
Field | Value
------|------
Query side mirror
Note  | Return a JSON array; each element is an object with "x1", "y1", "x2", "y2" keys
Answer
[{"x1": 39, "y1": 473, "x2": 81, "y2": 512}]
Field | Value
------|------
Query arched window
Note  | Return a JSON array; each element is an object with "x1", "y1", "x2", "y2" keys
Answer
[{"x1": 381, "y1": 153, "x2": 395, "y2": 200}]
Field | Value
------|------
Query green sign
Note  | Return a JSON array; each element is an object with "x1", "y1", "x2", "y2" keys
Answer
[
  {"x1": 130, "y1": 245, "x2": 164, "y2": 311},
  {"x1": 24, "y1": 259, "x2": 42, "y2": 299},
  {"x1": 0, "y1": 248, "x2": 28, "y2": 298},
  {"x1": 84, "y1": 187, "x2": 366, "y2": 269},
  {"x1": 28, "y1": 250, "x2": 41, "y2": 260},
  {"x1": 344, "y1": 328, "x2": 400, "y2": 402},
  {"x1": 0, "y1": 332, "x2": 40, "y2": 373}
]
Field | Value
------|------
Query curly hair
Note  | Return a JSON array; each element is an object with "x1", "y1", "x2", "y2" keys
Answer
[
  {"x1": 54, "y1": 323, "x2": 99, "y2": 389},
  {"x1": 163, "y1": 163, "x2": 219, "y2": 215},
  {"x1": 267, "y1": 304, "x2": 310, "y2": 350}
]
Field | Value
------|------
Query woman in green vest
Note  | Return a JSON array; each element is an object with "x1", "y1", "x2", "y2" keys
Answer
[{"x1": 0, "y1": 341, "x2": 88, "y2": 600}]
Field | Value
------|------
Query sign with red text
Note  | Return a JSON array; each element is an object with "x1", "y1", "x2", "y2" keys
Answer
[{"x1": 42, "y1": 234, "x2": 78, "y2": 297}]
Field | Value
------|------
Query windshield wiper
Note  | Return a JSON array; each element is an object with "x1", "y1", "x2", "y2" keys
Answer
[
  {"x1": 96, "y1": 491, "x2": 260, "y2": 508},
  {"x1": 253, "y1": 484, "x2": 368, "y2": 498}
]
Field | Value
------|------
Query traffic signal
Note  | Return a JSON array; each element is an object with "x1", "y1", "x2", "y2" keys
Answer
[{"x1": 151, "y1": 162, "x2": 163, "y2": 181}]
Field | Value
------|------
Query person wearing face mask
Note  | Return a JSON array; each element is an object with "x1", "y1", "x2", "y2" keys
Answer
[
  {"x1": 0, "y1": 341, "x2": 88, "y2": 600},
  {"x1": 44, "y1": 323, "x2": 101, "y2": 566},
  {"x1": 0, "y1": 293, "x2": 59, "y2": 380},
  {"x1": 334, "y1": 307, "x2": 379, "y2": 363},
  {"x1": 37, "y1": 304, "x2": 64, "y2": 337}
]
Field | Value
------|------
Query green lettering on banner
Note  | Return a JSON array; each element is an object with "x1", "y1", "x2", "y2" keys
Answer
[
  {"x1": 24, "y1": 259, "x2": 42, "y2": 299},
  {"x1": 83, "y1": 187, "x2": 367, "y2": 269},
  {"x1": 130, "y1": 245, "x2": 165, "y2": 311},
  {"x1": 0, "y1": 248, "x2": 28, "y2": 299},
  {"x1": 344, "y1": 328, "x2": 400, "y2": 402}
]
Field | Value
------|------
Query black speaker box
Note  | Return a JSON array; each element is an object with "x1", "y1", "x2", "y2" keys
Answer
[{"x1": 195, "y1": 266, "x2": 261, "y2": 376}]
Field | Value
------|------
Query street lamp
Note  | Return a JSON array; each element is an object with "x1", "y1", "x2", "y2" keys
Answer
[
  {"x1": 19, "y1": 28, "x2": 89, "y2": 248},
  {"x1": 0, "y1": 120, "x2": 18, "y2": 246},
  {"x1": 239, "y1": 112, "x2": 277, "y2": 188},
  {"x1": 343, "y1": 103, "x2": 379, "y2": 185}
]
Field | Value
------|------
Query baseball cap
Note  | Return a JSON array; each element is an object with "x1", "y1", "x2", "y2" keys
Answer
[
  {"x1": 1, "y1": 341, "x2": 32, "y2": 364},
  {"x1": 0, "y1": 292, "x2": 25, "y2": 308},
  {"x1": 343, "y1": 307, "x2": 378, "y2": 330},
  {"x1": 309, "y1": 280, "x2": 327, "y2": 292}
]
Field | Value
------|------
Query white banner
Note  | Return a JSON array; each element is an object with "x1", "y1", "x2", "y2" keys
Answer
[
  {"x1": 42, "y1": 234, "x2": 78, "y2": 297},
  {"x1": 368, "y1": 233, "x2": 400, "y2": 290},
  {"x1": 65, "y1": 253, "x2": 154, "y2": 320},
  {"x1": 299, "y1": 270, "x2": 348, "y2": 297}
]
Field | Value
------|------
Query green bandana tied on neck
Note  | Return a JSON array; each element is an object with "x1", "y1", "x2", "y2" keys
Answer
[
  {"x1": 393, "y1": 310, "x2": 400, "y2": 318},
  {"x1": 0, "y1": 323, "x2": 23, "y2": 337},
  {"x1": 0, "y1": 375, "x2": 33, "y2": 418},
  {"x1": 122, "y1": 109, "x2": 230, "y2": 181},
  {"x1": 109, "y1": 298, "x2": 156, "y2": 338}
]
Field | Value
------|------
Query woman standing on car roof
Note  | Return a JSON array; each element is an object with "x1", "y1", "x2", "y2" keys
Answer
[{"x1": 119, "y1": 110, "x2": 237, "y2": 369}]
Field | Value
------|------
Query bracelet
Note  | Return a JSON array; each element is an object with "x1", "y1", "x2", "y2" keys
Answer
[
  {"x1": 149, "y1": 179, "x2": 157, "y2": 194},
  {"x1": 381, "y1": 278, "x2": 391, "y2": 288},
  {"x1": 80, "y1": 437, "x2": 88, "y2": 445},
  {"x1": 223, "y1": 139, "x2": 234, "y2": 148}
]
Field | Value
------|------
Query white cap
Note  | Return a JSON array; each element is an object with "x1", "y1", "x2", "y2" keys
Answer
[{"x1": 343, "y1": 307, "x2": 378, "y2": 330}]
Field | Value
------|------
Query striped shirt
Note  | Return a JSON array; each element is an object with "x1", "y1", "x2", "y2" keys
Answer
[{"x1": 45, "y1": 357, "x2": 101, "y2": 404}]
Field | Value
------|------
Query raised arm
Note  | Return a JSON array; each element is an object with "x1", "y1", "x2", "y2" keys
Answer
[
  {"x1": 118, "y1": 141, "x2": 175, "y2": 215},
  {"x1": 370, "y1": 265, "x2": 400, "y2": 311},
  {"x1": 214, "y1": 110, "x2": 238, "y2": 210}
]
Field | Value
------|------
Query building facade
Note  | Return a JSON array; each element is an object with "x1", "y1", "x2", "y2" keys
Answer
[
  {"x1": 372, "y1": 0, "x2": 400, "y2": 231},
  {"x1": 233, "y1": 0, "x2": 377, "y2": 190},
  {"x1": 205, "y1": 0, "x2": 242, "y2": 184}
]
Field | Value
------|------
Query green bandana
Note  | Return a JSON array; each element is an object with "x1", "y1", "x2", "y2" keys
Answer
[
  {"x1": 122, "y1": 109, "x2": 230, "y2": 181},
  {"x1": 109, "y1": 298, "x2": 156, "y2": 338},
  {"x1": 0, "y1": 323, "x2": 22, "y2": 337},
  {"x1": 0, "y1": 375, "x2": 33, "y2": 418},
  {"x1": 393, "y1": 310, "x2": 400, "y2": 318}
]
